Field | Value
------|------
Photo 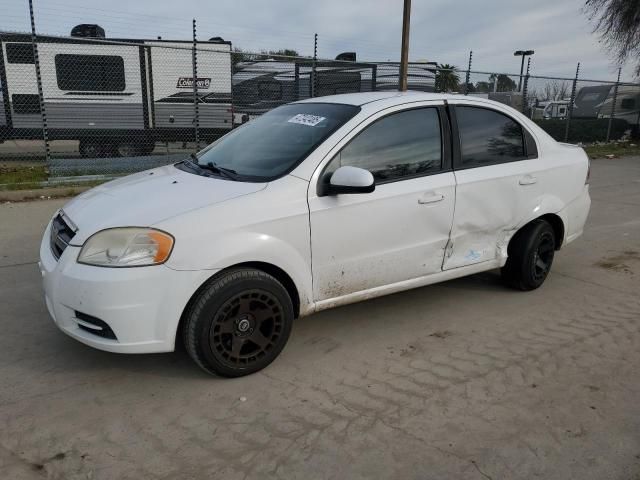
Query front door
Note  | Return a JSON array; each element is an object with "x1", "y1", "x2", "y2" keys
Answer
[{"x1": 308, "y1": 105, "x2": 455, "y2": 301}]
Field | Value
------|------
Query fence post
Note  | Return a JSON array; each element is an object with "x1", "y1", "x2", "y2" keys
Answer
[
  {"x1": 564, "y1": 62, "x2": 580, "y2": 143},
  {"x1": 371, "y1": 64, "x2": 377, "y2": 92},
  {"x1": 28, "y1": 0, "x2": 50, "y2": 164},
  {"x1": 311, "y1": 33, "x2": 318, "y2": 98},
  {"x1": 192, "y1": 18, "x2": 200, "y2": 151},
  {"x1": 522, "y1": 57, "x2": 531, "y2": 115},
  {"x1": 606, "y1": 67, "x2": 621, "y2": 142},
  {"x1": 464, "y1": 50, "x2": 472, "y2": 95}
]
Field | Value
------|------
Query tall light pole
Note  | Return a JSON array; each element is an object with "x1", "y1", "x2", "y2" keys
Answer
[
  {"x1": 514, "y1": 50, "x2": 534, "y2": 91},
  {"x1": 399, "y1": 0, "x2": 411, "y2": 91}
]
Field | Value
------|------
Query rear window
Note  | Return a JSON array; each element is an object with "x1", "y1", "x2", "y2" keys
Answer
[
  {"x1": 456, "y1": 106, "x2": 526, "y2": 167},
  {"x1": 192, "y1": 103, "x2": 361, "y2": 181}
]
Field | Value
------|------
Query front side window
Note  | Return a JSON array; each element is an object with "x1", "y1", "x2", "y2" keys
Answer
[
  {"x1": 55, "y1": 54, "x2": 125, "y2": 92},
  {"x1": 456, "y1": 106, "x2": 525, "y2": 167},
  {"x1": 326, "y1": 107, "x2": 442, "y2": 183},
  {"x1": 191, "y1": 102, "x2": 360, "y2": 181}
]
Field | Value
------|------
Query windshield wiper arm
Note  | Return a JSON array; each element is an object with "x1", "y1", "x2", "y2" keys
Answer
[
  {"x1": 185, "y1": 153, "x2": 239, "y2": 180},
  {"x1": 182, "y1": 154, "x2": 203, "y2": 172},
  {"x1": 199, "y1": 162, "x2": 239, "y2": 181}
]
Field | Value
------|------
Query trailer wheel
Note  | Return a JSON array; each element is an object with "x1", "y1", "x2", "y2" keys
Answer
[
  {"x1": 79, "y1": 140, "x2": 104, "y2": 158},
  {"x1": 114, "y1": 142, "x2": 142, "y2": 158},
  {"x1": 141, "y1": 140, "x2": 156, "y2": 155}
]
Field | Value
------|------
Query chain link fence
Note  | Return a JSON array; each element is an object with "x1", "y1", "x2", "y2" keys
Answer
[{"x1": 1, "y1": 27, "x2": 639, "y2": 184}]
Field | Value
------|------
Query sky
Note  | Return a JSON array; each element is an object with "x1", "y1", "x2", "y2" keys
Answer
[{"x1": 1, "y1": 0, "x2": 637, "y2": 82}]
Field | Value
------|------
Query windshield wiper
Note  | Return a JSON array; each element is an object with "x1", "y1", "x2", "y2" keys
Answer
[
  {"x1": 182, "y1": 155, "x2": 205, "y2": 173},
  {"x1": 190, "y1": 154, "x2": 239, "y2": 180}
]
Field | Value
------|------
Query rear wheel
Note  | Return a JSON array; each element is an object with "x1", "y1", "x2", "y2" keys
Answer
[
  {"x1": 501, "y1": 219, "x2": 556, "y2": 291},
  {"x1": 183, "y1": 268, "x2": 294, "y2": 377},
  {"x1": 79, "y1": 139, "x2": 104, "y2": 158},
  {"x1": 113, "y1": 142, "x2": 143, "y2": 158}
]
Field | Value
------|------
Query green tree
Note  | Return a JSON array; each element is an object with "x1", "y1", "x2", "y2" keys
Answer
[
  {"x1": 435, "y1": 64, "x2": 460, "y2": 92},
  {"x1": 489, "y1": 74, "x2": 518, "y2": 92},
  {"x1": 585, "y1": 0, "x2": 640, "y2": 76}
]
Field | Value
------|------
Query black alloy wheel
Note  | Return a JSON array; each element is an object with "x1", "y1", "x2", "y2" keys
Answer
[
  {"x1": 501, "y1": 219, "x2": 556, "y2": 291},
  {"x1": 210, "y1": 289, "x2": 285, "y2": 367},
  {"x1": 183, "y1": 269, "x2": 294, "y2": 377}
]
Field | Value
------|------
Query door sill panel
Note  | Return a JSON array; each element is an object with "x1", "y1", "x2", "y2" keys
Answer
[{"x1": 313, "y1": 259, "x2": 502, "y2": 312}]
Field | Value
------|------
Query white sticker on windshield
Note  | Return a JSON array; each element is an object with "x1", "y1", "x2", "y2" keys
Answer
[{"x1": 287, "y1": 114, "x2": 326, "y2": 127}]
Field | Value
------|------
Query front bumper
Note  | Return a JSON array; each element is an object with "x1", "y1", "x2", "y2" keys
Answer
[{"x1": 39, "y1": 220, "x2": 216, "y2": 354}]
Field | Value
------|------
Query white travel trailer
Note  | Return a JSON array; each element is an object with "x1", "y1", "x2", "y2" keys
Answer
[
  {"x1": 0, "y1": 27, "x2": 233, "y2": 156},
  {"x1": 531, "y1": 100, "x2": 570, "y2": 120}
]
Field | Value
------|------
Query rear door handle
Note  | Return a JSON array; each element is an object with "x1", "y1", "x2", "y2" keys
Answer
[
  {"x1": 418, "y1": 193, "x2": 445, "y2": 204},
  {"x1": 519, "y1": 175, "x2": 537, "y2": 186}
]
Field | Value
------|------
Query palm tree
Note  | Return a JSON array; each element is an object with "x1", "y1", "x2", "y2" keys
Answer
[
  {"x1": 435, "y1": 64, "x2": 460, "y2": 92},
  {"x1": 585, "y1": 0, "x2": 640, "y2": 76}
]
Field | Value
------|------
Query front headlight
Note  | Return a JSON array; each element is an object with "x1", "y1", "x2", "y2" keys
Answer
[{"x1": 78, "y1": 228, "x2": 174, "y2": 267}]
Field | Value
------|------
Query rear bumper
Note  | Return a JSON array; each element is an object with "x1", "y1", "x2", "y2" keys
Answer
[{"x1": 39, "y1": 220, "x2": 216, "y2": 353}]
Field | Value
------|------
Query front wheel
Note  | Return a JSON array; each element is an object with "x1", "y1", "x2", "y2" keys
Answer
[
  {"x1": 183, "y1": 269, "x2": 294, "y2": 377},
  {"x1": 501, "y1": 219, "x2": 556, "y2": 291}
]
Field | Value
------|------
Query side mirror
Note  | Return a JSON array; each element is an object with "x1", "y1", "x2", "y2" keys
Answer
[{"x1": 324, "y1": 166, "x2": 375, "y2": 195}]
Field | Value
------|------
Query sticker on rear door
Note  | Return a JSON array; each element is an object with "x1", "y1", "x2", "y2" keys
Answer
[{"x1": 287, "y1": 114, "x2": 326, "y2": 126}]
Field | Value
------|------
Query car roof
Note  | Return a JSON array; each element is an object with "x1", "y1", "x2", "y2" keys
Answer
[{"x1": 295, "y1": 91, "x2": 461, "y2": 106}]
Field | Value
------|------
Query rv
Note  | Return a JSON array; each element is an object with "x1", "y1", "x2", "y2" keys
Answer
[
  {"x1": 573, "y1": 84, "x2": 640, "y2": 125},
  {"x1": 531, "y1": 100, "x2": 570, "y2": 120},
  {"x1": 232, "y1": 56, "x2": 436, "y2": 122},
  {"x1": 0, "y1": 26, "x2": 232, "y2": 157}
]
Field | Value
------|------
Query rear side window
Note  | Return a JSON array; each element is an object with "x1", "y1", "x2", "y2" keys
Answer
[
  {"x1": 456, "y1": 106, "x2": 526, "y2": 167},
  {"x1": 55, "y1": 54, "x2": 125, "y2": 91},
  {"x1": 6, "y1": 43, "x2": 35, "y2": 64},
  {"x1": 327, "y1": 107, "x2": 442, "y2": 183}
]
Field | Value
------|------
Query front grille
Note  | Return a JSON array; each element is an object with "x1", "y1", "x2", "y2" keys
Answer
[
  {"x1": 50, "y1": 213, "x2": 75, "y2": 260},
  {"x1": 75, "y1": 311, "x2": 118, "y2": 340}
]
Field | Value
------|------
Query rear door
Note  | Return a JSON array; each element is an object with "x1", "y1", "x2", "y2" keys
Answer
[
  {"x1": 308, "y1": 103, "x2": 456, "y2": 301},
  {"x1": 443, "y1": 102, "x2": 542, "y2": 270}
]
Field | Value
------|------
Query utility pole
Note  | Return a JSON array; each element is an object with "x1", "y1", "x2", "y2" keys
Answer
[
  {"x1": 399, "y1": 0, "x2": 411, "y2": 91},
  {"x1": 514, "y1": 50, "x2": 534, "y2": 91}
]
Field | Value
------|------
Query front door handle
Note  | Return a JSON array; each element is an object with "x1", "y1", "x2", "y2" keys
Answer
[
  {"x1": 418, "y1": 193, "x2": 445, "y2": 204},
  {"x1": 519, "y1": 175, "x2": 538, "y2": 186}
]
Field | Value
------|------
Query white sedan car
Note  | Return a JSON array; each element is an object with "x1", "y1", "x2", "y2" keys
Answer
[{"x1": 40, "y1": 92, "x2": 591, "y2": 377}]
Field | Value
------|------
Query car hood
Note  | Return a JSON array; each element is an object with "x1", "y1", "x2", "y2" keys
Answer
[{"x1": 62, "y1": 164, "x2": 267, "y2": 244}]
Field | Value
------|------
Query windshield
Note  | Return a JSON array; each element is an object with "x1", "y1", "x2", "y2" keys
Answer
[{"x1": 191, "y1": 103, "x2": 360, "y2": 181}]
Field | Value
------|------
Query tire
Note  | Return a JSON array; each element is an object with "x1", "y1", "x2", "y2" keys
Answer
[
  {"x1": 501, "y1": 219, "x2": 556, "y2": 291},
  {"x1": 113, "y1": 142, "x2": 142, "y2": 158},
  {"x1": 141, "y1": 140, "x2": 156, "y2": 155},
  {"x1": 79, "y1": 140, "x2": 104, "y2": 158},
  {"x1": 183, "y1": 268, "x2": 294, "y2": 377}
]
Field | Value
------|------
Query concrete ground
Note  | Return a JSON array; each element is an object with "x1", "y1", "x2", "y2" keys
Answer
[{"x1": 1, "y1": 157, "x2": 639, "y2": 480}]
